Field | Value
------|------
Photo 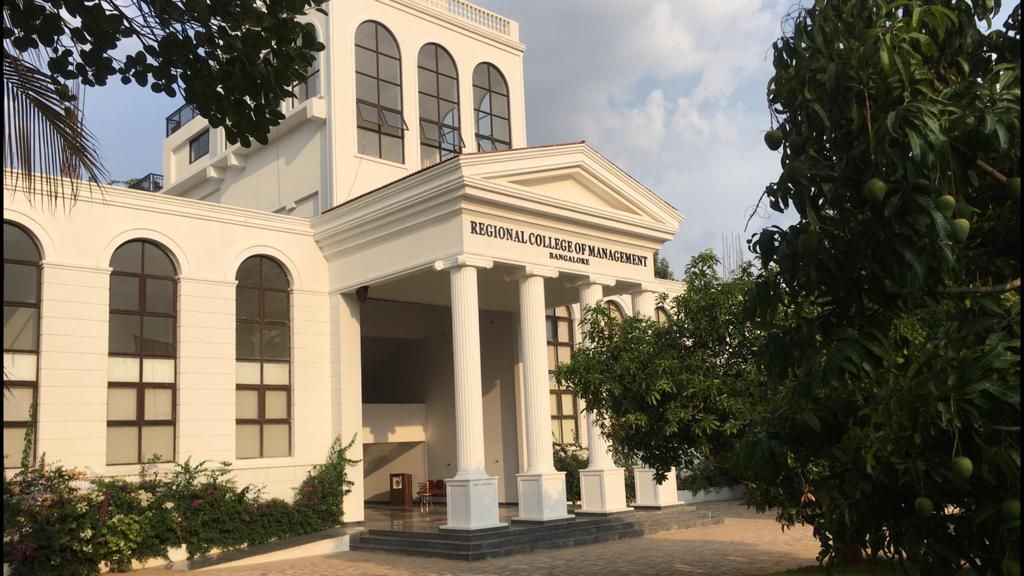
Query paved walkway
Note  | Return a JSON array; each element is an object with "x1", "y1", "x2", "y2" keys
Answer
[{"x1": 138, "y1": 501, "x2": 821, "y2": 576}]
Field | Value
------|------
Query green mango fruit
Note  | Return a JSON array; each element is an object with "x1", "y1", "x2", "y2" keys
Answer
[
  {"x1": 951, "y1": 219, "x2": 971, "y2": 243},
  {"x1": 915, "y1": 496, "x2": 934, "y2": 516},
  {"x1": 951, "y1": 456, "x2": 973, "y2": 480},
  {"x1": 935, "y1": 195, "x2": 956, "y2": 219},
  {"x1": 864, "y1": 178, "x2": 888, "y2": 203},
  {"x1": 764, "y1": 129, "x2": 784, "y2": 151}
]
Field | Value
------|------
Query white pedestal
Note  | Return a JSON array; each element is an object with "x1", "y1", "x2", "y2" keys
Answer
[
  {"x1": 579, "y1": 468, "x2": 631, "y2": 514},
  {"x1": 514, "y1": 471, "x2": 573, "y2": 522},
  {"x1": 633, "y1": 467, "x2": 680, "y2": 508},
  {"x1": 441, "y1": 475, "x2": 506, "y2": 531}
]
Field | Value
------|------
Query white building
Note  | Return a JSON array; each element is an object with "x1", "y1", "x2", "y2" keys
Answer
[{"x1": 3, "y1": 0, "x2": 685, "y2": 530}]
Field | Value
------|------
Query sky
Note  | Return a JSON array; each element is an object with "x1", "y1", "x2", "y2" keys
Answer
[{"x1": 80, "y1": 0, "x2": 901, "y2": 275}]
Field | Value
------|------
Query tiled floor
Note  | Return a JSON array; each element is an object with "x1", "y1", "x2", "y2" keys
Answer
[
  {"x1": 362, "y1": 501, "x2": 522, "y2": 532},
  {"x1": 135, "y1": 501, "x2": 822, "y2": 575}
]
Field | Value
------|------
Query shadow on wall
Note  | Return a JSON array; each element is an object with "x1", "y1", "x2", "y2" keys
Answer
[{"x1": 363, "y1": 441, "x2": 425, "y2": 502}]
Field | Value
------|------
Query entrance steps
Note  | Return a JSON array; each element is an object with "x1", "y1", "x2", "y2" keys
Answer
[{"x1": 351, "y1": 504, "x2": 722, "y2": 560}]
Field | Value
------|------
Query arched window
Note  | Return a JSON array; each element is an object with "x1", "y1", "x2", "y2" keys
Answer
[
  {"x1": 355, "y1": 21, "x2": 406, "y2": 163},
  {"x1": 107, "y1": 240, "x2": 177, "y2": 465},
  {"x1": 546, "y1": 306, "x2": 577, "y2": 444},
  {"x1": 4, "y1": 222, "x2": 41, "y2": 469},
  {"x1": 655, "y1": 306, "x2": 670, "y2": 324},
  {"x1": 418, "y1": 43, "x2": 462, "y2": 167},
  {"x1": 235, "y1": 256, "x2": 291, "y2": 459},
  {"x1": 473, "y1": 62, "x2": 510, "y2": 151},
  {"x1": 293, "y1": 43, "x2": 321, "y2": 104}
]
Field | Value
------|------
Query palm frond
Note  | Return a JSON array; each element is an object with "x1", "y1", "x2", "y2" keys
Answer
[{"x1": 3, "y1": 46, "x2": 108, "y2": 209}]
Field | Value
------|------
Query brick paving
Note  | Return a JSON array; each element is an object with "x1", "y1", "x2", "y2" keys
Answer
[{"x1": 136, "y1": 501, "x2": 821, "y2": 576}]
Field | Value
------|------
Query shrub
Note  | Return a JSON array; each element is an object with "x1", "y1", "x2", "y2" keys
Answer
[{"x1": 553, "y1": 442, "x2": 588, "y2": 503}]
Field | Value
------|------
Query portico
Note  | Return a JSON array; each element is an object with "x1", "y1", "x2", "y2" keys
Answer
[{"x1": 314, "y1": 142, "x2": 683, "y2": 529}]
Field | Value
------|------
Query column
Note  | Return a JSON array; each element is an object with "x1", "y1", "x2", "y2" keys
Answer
[
  {"x1": 575, "y1": 276, "x2": 631, "y2": 514},
  {"x1": 333, "y1": 292, "x2": 365, "y2": 522},
  {"x1": 434, "y1": 256, "x2": 504, "y2": 530},
  {"x1": 512, "y1": 267, "x2": 571, "y2": 521},
  {"x1": 629, "y1": 287, "x2": 681, "y2": 509}
]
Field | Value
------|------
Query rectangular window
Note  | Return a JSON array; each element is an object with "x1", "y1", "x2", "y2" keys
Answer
[{"x1": 189, "y1": 130, "x2": 210, "y2": 164}]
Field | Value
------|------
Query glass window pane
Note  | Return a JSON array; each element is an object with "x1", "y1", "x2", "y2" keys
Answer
[
  {"x1": 557, "y1": 320, "x2": 570, "y2": 343},
  {"x1": 420, "y1": 94, "x2": 438, "y2": 123},
  {"x1": 379, "y1": 55, "x2": 400, "y2": 84},
  {"x1": 145, "y1": 279, "x2": 174, "y2": 314},
  {"x1": 110, "y1": 276, "x2": 139, "y2": 311},
  {"x1": 261, "y1": 259, "x2": 289, "y2": 290},
  {"x1": 377, "y1": 28, "x2": 398, "y2": 58},
  {"x1": 550, "y1": 421, "x2": 562, "y2": 444},
  {"x1": 421, "y1": 145, "x2": 440, "y2": 168},
  {"x1": 107, "y1": 388, "x2": 137, "y2": 420},
  {"x1": 4, "y1": 264, "x2": 38, "y2": 304},
  {"x1": 264, "y1": 291, "x2": 289, "y2": 322},
  {"x1": 492, "y1": 93, "x2": 509, "y2": 118},
  {"x1": 142, "y1": 317, "x2": 174, "y2": 356},
  {"x1": 381, "y1": 109, "x2": 406, "y2": 130},
  {"x1": 549, "y1": 393, "x2": 558, "y2": 415},
  {"x1": 355, "y1": 46, "x2": 376, "y2": 75},
  {"x1": 262, "y1": 327, "x2": 290, "y2": 360},
  {"x1": 108, "y1": 357, "x2": 139, "y2": 382},
  {"x1": 547, "y1": 346, "x2": 557, "y2": 370},
  {"x1": 418, "y1": 68, "x2": 437, "y2": 96},
  {"x1": 236, "y1": 322, "x2": 260, "y2": 359},
  {"x1": 3, "y1": 387, "x2": 34, "y2": 421},
  {"x1": 357, "y1": 75, "x2": 378, "y2": 104},
  {"x1": 493, "y1": 118, "x2": 510, "y2": 142},
  {"x1": 236, "y1": 288, "x2": 259, "y2": 320},
  {"x1": 490, "y1": 67, "x2": 507, "y2": 94},
  {"x1": 546, "y1": 320, "x2": 556, "y2": 342},
  {"x1": 357, "y1": 128, "x2": 380, "y2": 157},
  {"x1": 144, "y1": 388, "x2": 173, "y2": 420},
  {"x1": 558, "y1": 344, "x2": 572, "y2": 363},
  {"x1": 4, "y1": 352, "x2": 37, "y2": 381},
  {"x1": 110, "y1": 242, "x2": 142, "y2": 273},
  {"x1": 236, "y1": 361, "x2": 261, "y2": 384},
  {"x1": 144, "y1": 243, "x2": 176, "y2": 276},
  {"x1": 263, "y1": 424, "x2": 290, "y2": 457},
  {"x1": 439, "y1": 101, "x2": 458, "y2": 127},
  {"x1": 263, "y1": 362, "x2": 289, "y2": 385},
  {"x1": 438, "y1": 76, "x2": 457, "y2": 102},
  {"x1": 379, "y1": 82, "x2": 401, "y2": 110},
  {"x1": 143, "y1": 359, "x2": 175, "y2": 383},
  {"x1": 4, "y1": 426, "x2": 30, "y2": 468},
  {"x1": 236, "y1": 424, "x2": 260, "y2": 458},
  {"x1": 355, "y1": 22, "x2": 375, "y2": 49},
  {"x1": 561, "y1": 419, "x2": 576, "y2": 444},
  {"x1": 418, "y1": 45, "x2": 437, "y2": 71},
  {"x1": 475, "y1": 88, "x2": 490, "y2": 112},
  {"x1": 358, "y1": 101, "x2": 382, "y2": 124},
  {"x1": 478, "y1": 138, "x2": 495, "y2": 152},
  {"x1": 4, "y1": 224, "x2": 40, "y2": 262},
  {"x1": 437, "y1": 49, "x2": 456, "y2": 77},
  {"x1": 562, "y1": 394, "x2": 575, "y2": 415},
  {"x1": 108, "y1": 313, "x2": 140, "y2": 355},
  {"x1": 266, "y1": 390, "x2": 288, "y2": 419},
  {"x1": 381, "y1": 135, "x2": 403, "y2": 163},
  {"x1": 421, "y1": 121, "x2": 440, "y2": 143},
  {"x1": 477, "y1": 114, "x2": 492, "y2": 136},
  {"x1": 473, "y1": 64, "x2": 488, "y2": 87},
  {"x1": 236, "y1": 389, "x2": 259, "y2": 419},
  {"x1": 141, "y1": 425, "x2": 173, "y2": 461},
  {"x1": 236, "y1": 258, "x2": 261, "y2": 286}
]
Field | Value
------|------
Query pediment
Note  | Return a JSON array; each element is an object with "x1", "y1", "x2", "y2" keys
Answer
[{"x1": 502, "y1": 169, "x2": 641, "y2": 216}]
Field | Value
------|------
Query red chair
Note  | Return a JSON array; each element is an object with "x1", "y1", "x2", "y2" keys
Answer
[{"x1": 428, "y1": 480, "x2": 446, "y2": 498}]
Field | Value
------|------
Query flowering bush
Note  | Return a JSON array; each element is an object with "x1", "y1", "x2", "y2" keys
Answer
[{"x1": 2, "y1": 435, "x2": 358, "y2": 574}]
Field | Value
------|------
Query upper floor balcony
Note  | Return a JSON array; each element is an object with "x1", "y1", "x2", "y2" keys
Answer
[{"x1": 412, "y1": 0, "x2": 518, "y2": 39}]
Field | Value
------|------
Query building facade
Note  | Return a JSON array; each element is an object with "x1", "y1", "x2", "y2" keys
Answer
[{"x1": 3, "y1": 0, "x2": 684, "y2": 529}]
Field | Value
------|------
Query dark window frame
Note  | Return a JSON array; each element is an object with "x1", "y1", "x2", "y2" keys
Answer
[
  {"x1": 355, "y1": 21, "x2": 406, "y2": 164},
  {"x1": 418, "y1": 43, "x2": 463, "y2": 167},
  {"x1": 3, "y1": 221, "x2": 42, "y2": 470},
  {"x1": 107, "y1": 240, "x2": 179, "y2": 465},
  {"x1": 189, "y1": 130, "x2": 210, "y2": 164},
  {"x1": 235, "y1": 256, "x2": 292, "y2": 459},
  {"x1": 473, "y1": 62, "x2": 511, "y2": 152},
  {"x1": 547, "y1": 306, "x2": 578, "y2": 445}
]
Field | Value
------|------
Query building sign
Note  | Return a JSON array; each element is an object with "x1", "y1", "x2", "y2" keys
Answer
[{"x1": 468, "y1": 220, "x2": 649, "y2": 268}]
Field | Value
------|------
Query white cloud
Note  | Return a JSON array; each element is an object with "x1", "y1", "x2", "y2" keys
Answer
[{"x1": 478, "y1": 0, "x2": 794, "y2": 272}]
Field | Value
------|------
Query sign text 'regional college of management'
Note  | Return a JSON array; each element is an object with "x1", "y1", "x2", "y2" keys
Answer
[{"x1": 468, "y1": 220, "x2": 649, "y2": 268}]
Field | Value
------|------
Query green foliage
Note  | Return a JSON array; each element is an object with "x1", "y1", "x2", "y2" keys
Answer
[
  {"x1": 743, "y1": 0, "x2": 1021, "y2": 573},
  {"x1": 553, "y1": 442, "x2": 588, "y2": 503},
  {"x1": 557, "y1": 250, "x2": 763, "y2": 486},
  {"x1": 3, "y1": 436, "x2": 358, "y2": 574},
  {"x1": 3, "y1": 0, "x2": 327, "y2": 147},
  {"x1": 654, "y1": 250, "x2": 676, "y2": 280}
]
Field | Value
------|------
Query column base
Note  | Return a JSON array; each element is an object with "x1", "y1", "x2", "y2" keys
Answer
[
  {"x1": 441, "y1": 475, "x2": 507, "y2": 531},
  {"x1": 514, "y1": 471, "x2": 573, "y2": 522},
  {"x1": 579, "y1": 468, "x2": 631, "y2": 514},
  {"x1": 633, "y1": 467, "x2": 680, "y2": 509}
]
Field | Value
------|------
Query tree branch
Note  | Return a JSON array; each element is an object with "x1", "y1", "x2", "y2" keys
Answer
[
  {"x1": 992, "y1": 425, "x2": 1021, "y2": 432},
  {"x1": 863, "y1": 87, "x2": 875, "y2": 161},
  {"x1": 975, "y1": 159, "x2": 1007, "y2": 184},
  {"x1": 938, "y1": 278, "x2": 1021, "y2": 295}
]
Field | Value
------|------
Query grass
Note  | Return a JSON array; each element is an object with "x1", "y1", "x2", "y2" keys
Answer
[{"x1": 767, "y1": 565, "x2": 974, "y2": 576}]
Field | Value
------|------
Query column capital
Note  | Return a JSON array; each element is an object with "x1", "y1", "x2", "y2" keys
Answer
[
  {"x1": 626, "y1": 283, "x2": 660, "y2": 296},
  {"x1": 434, "y1": 254, "x2": 494, "y2": 272},
  {"x1": 567, "y1": 275, "x2": 616, "y2": 289},
  {"x1": 505, "y1": 265, "x2": 559, "y2": 282}
]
